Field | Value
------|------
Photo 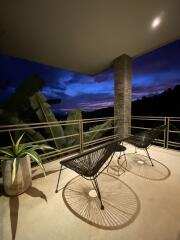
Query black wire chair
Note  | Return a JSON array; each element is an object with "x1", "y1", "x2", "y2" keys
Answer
[
  {"x1": 55, "y1": 140, "x2": 118, "y2": 210},
  {"x1": 124, "y1": 125, "x2": 166, "y2": 166}
]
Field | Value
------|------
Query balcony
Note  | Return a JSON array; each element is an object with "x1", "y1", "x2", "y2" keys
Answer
[
  {"x1": 1, "y1": 1, "x2": 180, "y2": 238},
  {"x1": 0, "y1": 116, "x2": 180, "y2": 240}
]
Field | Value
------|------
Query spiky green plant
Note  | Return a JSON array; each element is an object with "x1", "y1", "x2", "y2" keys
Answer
[{"x1": 0, "y1": 133, "x2": 52, "y2": 183}]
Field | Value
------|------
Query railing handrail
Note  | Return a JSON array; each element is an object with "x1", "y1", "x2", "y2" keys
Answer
[
  {"x1": 131, "y1": 116, "x2": 180, "y2": 149},
  {"x1": 0, "y1": 116, "x2": 179, "y2": 161}
]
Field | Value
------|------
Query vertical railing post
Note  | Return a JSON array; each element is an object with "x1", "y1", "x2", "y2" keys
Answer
[
  {"x1": 164, "y1": 117, "x2": 170, "y2": 149},
  {"x1": 164, "y1": 117, "x2": 167, "y2": 148},
  {"x1": 166, "y1": 117, "x2": 170, "y2": 149},
  {"x1": 79, "y1": 120, "x2": 83, "y2": 153}
]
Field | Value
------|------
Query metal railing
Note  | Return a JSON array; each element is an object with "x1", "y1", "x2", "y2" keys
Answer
[
  {"x1": 0, "y1": 116, "x2": 179, "y2": 162},
  {"x1": 131, "y1": 116, "x2": 180, "y2": 149},
  {"x1": 0, "y1": 117, "x2": 120, "y2": 161}
]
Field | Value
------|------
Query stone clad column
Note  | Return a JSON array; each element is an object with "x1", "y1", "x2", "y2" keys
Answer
[{"x1": 113, "y1": 54, "x2": 132, "y2": 139}]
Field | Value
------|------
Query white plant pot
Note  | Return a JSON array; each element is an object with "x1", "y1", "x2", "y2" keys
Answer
[{"x1": 2, "y1": 155, "x2": 32, "y2": 196}]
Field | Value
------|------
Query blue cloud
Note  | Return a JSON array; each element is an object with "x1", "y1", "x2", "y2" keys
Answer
[{"x1": 0, "y1": 40, "x2": 180, "y2": 111}]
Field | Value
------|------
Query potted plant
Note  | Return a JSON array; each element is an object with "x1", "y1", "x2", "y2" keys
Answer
[{"x1": 0, "y1": 133, "x2": 52, "y2": 196}]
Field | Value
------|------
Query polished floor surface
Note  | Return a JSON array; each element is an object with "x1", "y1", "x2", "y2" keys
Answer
[{"x1": 0, "y1": 144, "x2": 180, "y2": 240}]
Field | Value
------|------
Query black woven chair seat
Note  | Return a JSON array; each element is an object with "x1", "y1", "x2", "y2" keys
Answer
[
  {"x1": 61, "y1": 142, "x2": 116, "y2": 178},
  {"x1": 125, "y1": 136, "x2": 149, "y2": 148},
  {"x1": 56, "y1": 139, "x2": 124, "y2": 210},
  {"x1": 113, "y1": 144, "x2": 126, "y2": 152},
  {"x1": 124, "y1": 125, "x2": 166, "y2": 167},
  {"x1": 125, "y1": 125, "x2": 165, "y2": 149}
]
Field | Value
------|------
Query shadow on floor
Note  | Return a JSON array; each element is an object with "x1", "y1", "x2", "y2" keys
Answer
[
  {"x1": 26, "y1": 186, "x2": 47, "y2": 202},
  {"x1": 62, "y1": 173, "x2": 140, "y2": 230},
  {"x1": 177, "y1": 231, "x2": 180, "y2": 240},
  {"x1": 109, "y1": 153, "x2": 171, "y2": 181},
  {"x1": 32, "y1": 169, "x2": 59, "y2": 180},
  {"x1": 1, "y1": 168, "x2": 59, "y2": 239},
  {"x1": 1, "y1": 185, "x2": 47, "y2": 240},
  {"x1": 9, "y1": 197, "x2": 19, "y2": 240},
  {"x1": 0, "y1": 184, "x2": 3, "y2": 197}
]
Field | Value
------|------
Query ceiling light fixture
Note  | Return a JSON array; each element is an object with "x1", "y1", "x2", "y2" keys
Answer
[{"x1": 151, "y1": 16, "x2": 161, "y2": 29}]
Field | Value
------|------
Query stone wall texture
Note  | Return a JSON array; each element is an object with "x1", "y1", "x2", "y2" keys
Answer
[{"x1": 113, "y1": 54, "x2": 132, "y2": 139}]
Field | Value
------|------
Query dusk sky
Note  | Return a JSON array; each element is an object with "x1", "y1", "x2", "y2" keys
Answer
[{"x1": 0, "y1": 40, "x2": 180, "y2": 113}]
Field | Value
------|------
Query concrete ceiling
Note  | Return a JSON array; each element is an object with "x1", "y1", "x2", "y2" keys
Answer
[{"x1": 0, "y1": 0, "x2": 180, "y2": 74}]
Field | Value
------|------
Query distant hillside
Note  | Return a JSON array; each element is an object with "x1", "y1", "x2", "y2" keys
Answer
[
  {"x1": 83, "y1": 107, "x2": 113, "y2": 118},
  {"x1": 83, "y1": 85, "x2": 180, "y2": 118},
  {"x1": 132, "y1": 85, "x2": 180, "y2": 116}
]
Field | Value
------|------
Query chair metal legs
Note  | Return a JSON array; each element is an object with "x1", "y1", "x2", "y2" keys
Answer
[
  {"x1": 91, "y1": 177, "x2": 104, "y2": 210},
  {"x1": 117, "y1": 151, "x2": 127, "y2": 176},
  {"x1": 107, "y1": 150, "x2": 127, "y2": 176},
  {"x1": 55, "y1": 165, "x2": 105, "y2": 210},
  {"x1": 55, "y1": 164, "x2": 63, "y2": 193},
  {"x1": 145, "y1": 148, "x2": 154, "y2": 166}
]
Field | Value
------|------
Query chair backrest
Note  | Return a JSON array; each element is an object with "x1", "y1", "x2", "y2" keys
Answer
[
  {"x1": 143, "y1": 125, "x2": 165, "y2": 146},
  {"x1": 126, "y1": 125, "x2": 166, "y2": 148},
  {"x1": 61, "y1": 141, "x2": 116, "y2": 178}
]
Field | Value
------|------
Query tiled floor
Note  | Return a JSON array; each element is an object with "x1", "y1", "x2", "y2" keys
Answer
[{"x1": 0, "y1": 144, "x2": 180, "y2": 240}]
